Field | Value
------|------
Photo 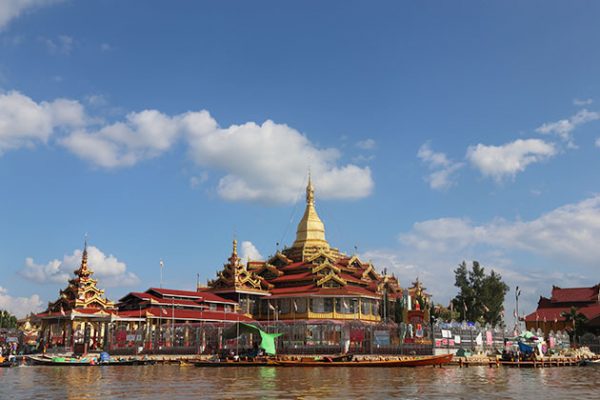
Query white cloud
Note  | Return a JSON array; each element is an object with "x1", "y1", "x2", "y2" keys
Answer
[
  {"x1": 573, "y1": 98, "x2": 593, "y2": 106},
  {"x1": 400, "y1": 194, "x2": 600, "y2": 267},
  {"x1": 355, "y1": 138, "x2": 376, "y2": 150},
  {"x1": 417, "y1": 142, "x2": 464, "y2": 190},
  {"x1": 2, "y1": 90, "x2": 373, "y2": 203},
  {"x1": 61, "y1": 110, "x2": 180, "y2": 168},
  {"x1": 536, "y1": 109, "x2": 600, "y2": 145},
  {"x1": 19, "y1": 245, "x2": 140, "y2": 287},
  {"x1": 0, "y1": 0, "x2": 61, "y2": 31},
  {"x1": 40, "y1": 34, "x2": 73, "y2": 55},
  {"x1": 466, "y1": 138, "x2": 556, "y2": 181},
  {"x1": 0, "y1": 90, "x2": 85, "y2": 154},
  {"x1": 182, "y1": 112, "x2": 373, "y2": 203},
  {"x1": 364, "y1": 195, "x2": 600, "y2": 316},
  {"x1": 239, "y1": 241, "x2": 263, "y2": 261},
  {"x1": 0, "y1": 286, "x2": 43, "y2": 318}
]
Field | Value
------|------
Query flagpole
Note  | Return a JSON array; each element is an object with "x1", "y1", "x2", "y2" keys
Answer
[{"x1": 160, "y1": 259, "x2": 164, "y2": 289}]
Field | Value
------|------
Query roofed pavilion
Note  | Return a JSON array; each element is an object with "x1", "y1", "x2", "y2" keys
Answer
[{"x1": 37, "y1": 240, "x2": 118, "y2": 353}]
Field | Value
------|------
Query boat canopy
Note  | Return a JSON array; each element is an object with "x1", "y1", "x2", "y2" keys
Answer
[{"x1": 223, "y1": 323, "x2": 283, "y2": 355}]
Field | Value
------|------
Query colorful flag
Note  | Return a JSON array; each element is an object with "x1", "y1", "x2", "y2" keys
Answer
[
  {"x1": 162, "y1": 308, "x2": 168, "y2": 316},
  {"x1": 268, "y1": 302, "x2": 276, "y2": 311},
  {"x1": 60, "y1": 306, "x2": 66, "y2": 316},
  {"x1": 293, "y1": 300, "x2": 298, "y2": 312}
]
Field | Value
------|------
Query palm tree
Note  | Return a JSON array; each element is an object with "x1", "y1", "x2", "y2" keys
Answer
[{"x1": 561, "y1": 307, "x2": 588, "y2": 343}]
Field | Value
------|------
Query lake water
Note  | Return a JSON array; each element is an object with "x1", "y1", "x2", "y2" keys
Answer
[{"x1": 1, "y1": 364, "x2": 599, "y2": 399}]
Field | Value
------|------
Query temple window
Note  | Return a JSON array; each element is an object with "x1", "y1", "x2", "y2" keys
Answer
[
  {"x1": 295, "y1": 298, "x2": 307, "y2": 313},
  {"x1": 280, "y1": 299, "x2": 291, "y2": 314},
  {"x1": 209, "y1": 303, "x2": 217, "y2": 311},
  {"x1": 361, "y1": 299, "x2": 371, "y2": 315},
  {"x1": 335, "y1": 298, "x2": 356, "y2": 314},
  {"x1": 323, "y1": 298, "x2": 334, "y2": 313},
  {"x1": 372, "y1": 301, "x2": 380, "y2": 315},
  {"x1": 310, "y1": 298, "x2": 325, "y2": 313}
]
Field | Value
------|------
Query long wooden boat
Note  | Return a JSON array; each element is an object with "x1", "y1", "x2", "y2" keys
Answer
[
  {"x1": 193, "y1": 354, "x2": 453, "y2": 367},
  {"x1": 27, "y1": 355, "x2": 154, "y2": 366},
  {"x1": 274, "y1": 354, "x2": 453, "y2": 367},
  {"x1": 0, "y1": 361, "x2": 15, "y2": 368}
]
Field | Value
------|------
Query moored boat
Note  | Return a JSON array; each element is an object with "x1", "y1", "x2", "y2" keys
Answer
[{"x1": 274, "y1": 353, "x2": 453, "y2": 367}]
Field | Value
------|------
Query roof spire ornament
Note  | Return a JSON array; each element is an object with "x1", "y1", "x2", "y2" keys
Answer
[
  {"x1": 75, "y1": 234, "x2": 92, "y2": 277},
  {"x1": 306, "y1": 170, "x2": 314, "y2": 205}
]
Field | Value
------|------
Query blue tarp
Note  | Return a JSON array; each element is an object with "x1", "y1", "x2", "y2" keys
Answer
[{"x1": 518, "y1": 342, "x2": 534, "y2": 354}]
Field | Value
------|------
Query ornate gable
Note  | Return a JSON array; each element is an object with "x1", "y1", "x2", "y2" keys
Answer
[{"x1": 208, "y1": 240, "x2": 271, "y2": 292}]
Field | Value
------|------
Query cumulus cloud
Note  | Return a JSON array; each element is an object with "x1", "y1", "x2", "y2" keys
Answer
[
  {"x1": 0, "y1": 90, "x2": 85, "y2": 154},
  {"x1": 181, "y1": 112, "x2": 373, "y2": 203},
  {"x1": 399, "y1": 195, "x2": 600, "y2": 266},
  {"x1": 61, "y1": 110, "x2": 180, "y2": 168},
  {"x1": 0, "y1": 286, "x2": 43, "y2": 318},
  {"x1": 19, "y1": 245, "x2": 140, "y2": 287},
  {"x1": 536, "y1": 109, "x2": 600, "y2": 146},
  {"x1": 417, "y1": 142, "x2": 464, "y2": 190},
  {"x1": 239, "y1": 241, "x2": 263, "y2": 261},
  {"x1": 1, "y1": 90, "x2": 373, "y2": 203},
  {"x1": 466, "y1": 139, "x2": 556, "y2": 181},
  {"x1": 0, "y1": 0, "x2": 61, "y2": 31},
  {"x1": 355, "y1": 138, "x2": 376, "y2": 150},
  {"x1": 364, "y1": 195, "x2": 600, "y2": 316}
]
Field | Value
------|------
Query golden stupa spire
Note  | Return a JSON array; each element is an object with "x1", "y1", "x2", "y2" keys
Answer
[
  {"x1": 75, "y1": 235, "x2": 92, "y2": 278},
  {"x1": 292, "y1": 173, "x2": 330, "y2": 251}
]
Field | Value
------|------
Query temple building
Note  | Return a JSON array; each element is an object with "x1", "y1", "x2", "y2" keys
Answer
[
  {"x1": 36, "y1": 241, "x2": 118, "y2": 353},
  {"x1": 206, "y1": 175, "x2": 430, "y2": 326},
  {"x1": 525, "y1": 284, "x2": 600, "y2": 336}
]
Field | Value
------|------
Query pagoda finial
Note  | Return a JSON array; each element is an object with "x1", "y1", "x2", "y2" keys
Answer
[
  {"x1": 306, "y1": 170, "x2": 314, "y2": 205},
  {"x1": 75, "y1": 235, "x2": 92, "y2": 277},
  {"x1": 232, "y1": 238, "x2": 238, "y2": 257}
]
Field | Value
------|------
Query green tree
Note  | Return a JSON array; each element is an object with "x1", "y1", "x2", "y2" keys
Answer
[
  {"x1": 480, "y1": 270, "x2": 509, "y2": 326},
  {"x1": 0, "y1": 309, "x2": 18, "y2": 329},
  {"x1": 452, "y1": 261, "x2": 509, "y2": 326},
  {"x1": 561, "y1": 306, "x2": 588, "y2": 342}
]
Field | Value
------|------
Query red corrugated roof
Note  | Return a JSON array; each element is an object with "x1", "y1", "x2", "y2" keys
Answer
[
  {"x1": 194, "y1": 290, "x2": 237, "y2": 304},
  {"x1": 551, "y1": 285, "x2": 600, "y2": 303},
  {"x1": 148, "y1": 287, "x2": 203, "y2": 298},
  {"x1": 525, "y1": 304, "x2": 600, "y2": 322},
  {"x1": 143, "y1": 307, "x2": 253, "y2": 322},
  {"x1": 524, "y1": 307, "x2": 570, "y2": 322},
  {"x1": 579, "y1": 304, "x2": 600, "y2": 320},
  {"x1": 270, "y1": 271, "x2": 313, "y2": 283}
]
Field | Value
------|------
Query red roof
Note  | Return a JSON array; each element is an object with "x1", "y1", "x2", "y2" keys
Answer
[
  {"x1": 524, "y1": 307, "x2": 570, "y2": 322},
  {"x1": 551, "y1": 285, "x2": 600, "y2": 304},
  {"x1": 148, "y1": 287, "x2": 203, "y2": 299},
  {"x1": 525, "y1": 304, "x2": 600, "y2": 322},
  {"x1": 194, "y1": 290, "x2": 237, "y2": 304},
  {"x1": 270, "y1": 271, "x2": 313, "y2": 283},
  {"x1": 142, "y1": 307, "x2": 253, "y2": 322},
  {"x1": 579, "y1": 304, "x2": 600, "y2": 321}
]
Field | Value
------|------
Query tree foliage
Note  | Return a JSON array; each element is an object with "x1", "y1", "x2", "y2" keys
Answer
[
  {"x1": 0, "y1": 309, "x2": 18, "y2": 329},
  {"x1": 561, "y1": 306, "x2": 588, "y2": 340},
  {"x1": 452, "y1": 261, "x2": 509, "y2": 326}
]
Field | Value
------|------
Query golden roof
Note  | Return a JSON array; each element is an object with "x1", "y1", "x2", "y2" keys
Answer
[{"x1": 285, "y1": 174, "x2": 342, "y2": 262}]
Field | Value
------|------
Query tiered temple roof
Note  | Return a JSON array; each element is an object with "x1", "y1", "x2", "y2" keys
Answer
[
  {"x1": 245, "y1": 177, "x2": 406, "y2": 305},
  {"x1": 43, "y1": 241, "x2": 116, "y2": 318},
  {"x1": 207, "y1": 239, "x2": 272, "y2": 296}
]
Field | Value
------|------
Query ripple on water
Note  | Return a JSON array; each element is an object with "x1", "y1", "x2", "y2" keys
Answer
[{"x1": 1, "y1": 365, "x2": 600, "y2": 400}]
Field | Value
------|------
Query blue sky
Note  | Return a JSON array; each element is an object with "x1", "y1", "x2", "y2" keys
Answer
[{"x1": 1, "y1": 1, "x2": 599, "y2": 318}]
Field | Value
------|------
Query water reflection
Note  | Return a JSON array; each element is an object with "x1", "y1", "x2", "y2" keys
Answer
[{"x1": 2, "y1": 365, "x2": 600, "y2": 399}]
